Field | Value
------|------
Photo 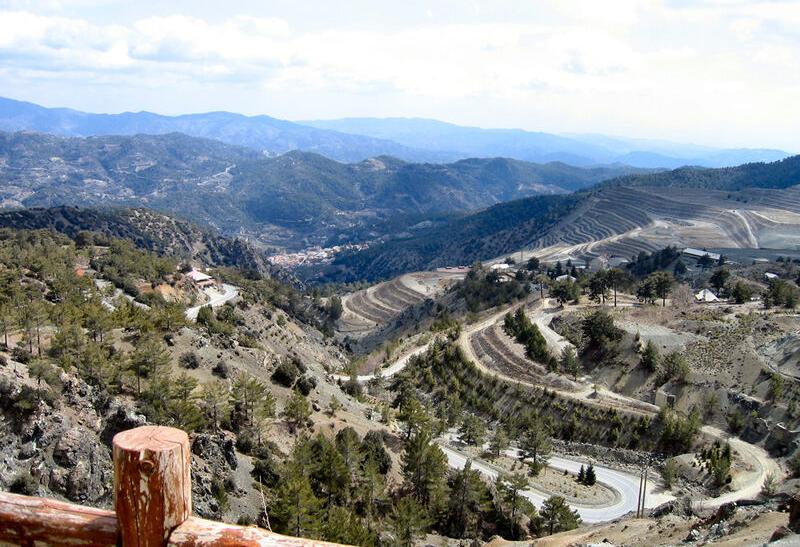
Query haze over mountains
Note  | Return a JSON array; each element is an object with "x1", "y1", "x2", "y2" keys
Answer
[{"x1": 0, "y1": 96, "x2": 789, "y2": 169}]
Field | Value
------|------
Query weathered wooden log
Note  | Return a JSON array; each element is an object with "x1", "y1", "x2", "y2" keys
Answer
[
  {"x1": 168, "y1": 517, "x2": 344, "y2": 546},
  {"x1": 0, "y1": 491, "x2": 117, "y2": 546},
  {"x1": 113, "y1": 425, "x2": 192, "y2": 547},
  {"x1": 1, "y1": 425, "x2": 350, "y2": 546}
]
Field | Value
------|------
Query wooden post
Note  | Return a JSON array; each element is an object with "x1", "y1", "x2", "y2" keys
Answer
[{"x1": 113, "y1": 425, "x2": 192, "y2": 547}]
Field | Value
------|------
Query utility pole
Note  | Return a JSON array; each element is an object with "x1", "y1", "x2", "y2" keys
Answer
[
  {"x1": 641, "y1": 464, "x2": 649, "y2": 516},
  {"x1": 637, "y1": 457, "x2": 650, "y2": 518},
  {"x1": 636, "y1": 467, "x2": 644, "y2": 518}
]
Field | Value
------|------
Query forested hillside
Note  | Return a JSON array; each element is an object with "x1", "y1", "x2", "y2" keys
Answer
[
  {"x1": 0, "y1": 206, "x2": 292, "y2": 282},
  {"x1": 0, "y1": 130, "x2": 645, "y2": 249},
  {"x1": 317, "y1": 195, "x2": 579, "y2": 281},
  {"x1": 324, "y1": 155, "x2": 800, "y2": 281}
]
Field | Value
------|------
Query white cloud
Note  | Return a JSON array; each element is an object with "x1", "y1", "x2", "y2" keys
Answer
[{"x1": 0, "y1": 1, "x2": 797, "y2": 149}]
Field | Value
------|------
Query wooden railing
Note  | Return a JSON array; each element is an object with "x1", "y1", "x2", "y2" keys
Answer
[{"x1": 0, "y1": 425, "x2": 343, "y2": 547}]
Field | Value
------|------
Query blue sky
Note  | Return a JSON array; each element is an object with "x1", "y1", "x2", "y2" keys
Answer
[{"x1": 0, "y1": 0, "x2": 798, "y2": 150}]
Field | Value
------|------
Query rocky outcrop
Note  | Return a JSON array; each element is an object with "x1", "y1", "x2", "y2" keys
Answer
[
  {"x1": 48, "y1": 426, "x2": 113, "y2": 503},
  {"x1": 189, "y1": 433, "x2": 240, "y2": 519}
]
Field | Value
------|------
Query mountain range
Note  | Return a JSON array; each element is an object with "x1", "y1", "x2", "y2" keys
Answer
[
  {"x1": 0, "y1": 130, "x2": 646, "y2": 250},
  {"x1": 0, "y1": 96, "x2": 790, "y2": 169},
  {"x1": 320, "y1": 155, "x2": 800, "y2": 281}
]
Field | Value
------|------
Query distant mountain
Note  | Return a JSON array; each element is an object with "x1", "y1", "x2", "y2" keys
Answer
[
  {"x1": 321, "y1": 156, "x2": 800, "y2": 281},
  {"x1": 0, "y1": 130, "x2": 647, "y2": 250},
  {"x1": 0, "y1": 96, "x2": 447, "y2": 163},
  {"x1": 2, "y1": 97, "x2": 791, "y2": 169},
  {"x1": 302, "y1": 117, "x2": 792, "y2": 169}
]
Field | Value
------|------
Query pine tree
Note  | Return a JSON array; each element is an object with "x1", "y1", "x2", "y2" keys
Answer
[
  {"x1": 560, "y1": 346, "x2": 580, "y2": 380},
  {"x1": 489, "y1": 429, "x2": 510, "y2": 459},
  {"x1": 170, "y1": 372, "x2": 203, "y2": 432},
  {"x1": 200, "y1": 380, "x2": 230, "y2": 431},
  {"x1": 390, "y1": 496, "x2": 429, "y2": 547},
  {"x1": 327, "y1": 396, "x2": 341, "y2": 416},
  {"x1": 401, "y1": 428, "x2": 448, "y2": 509},
  {"x1": 446, "y1": 460, "x2": 489, "y2": 539},
  {"x1": 540, "y1": 495, "x2": 581, "y2": 535},
  {"x1": 282, "y1": 389, "x2": 311, "y2": 434},
  {"x1": 310, "y1": 434, "x2": 350, "y2": 506},
  {"x1": 519, "y1": 420, "x2": 552, "y2": 475},
  {"x1": 495, "y1": 472, "x2": 531, "y2": 538},
  {"x1": 577, "y1": 465, "x2": 585, "y2": 483},
  {"x1": 584, "y1": 464, "x2": 597, "y2": 486},
  {"x1": 640, "y1": 340, "x2": 660, "y2": 372},
  {"x1": 128, "y1": 336, "x2": 171, "y2": 397},
  {"x1": 458, "y1": 413, "x2": 486, "y2": 446},
  {"x1": 271, "y1": 463, "x2": 322, "y2": 539}
]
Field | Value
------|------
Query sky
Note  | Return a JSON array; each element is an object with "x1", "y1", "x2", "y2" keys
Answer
[{"x1": 0, "y1": 0, "x2": 798, "y2": 151}]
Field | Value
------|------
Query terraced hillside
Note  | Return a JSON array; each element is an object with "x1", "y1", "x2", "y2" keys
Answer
[
  {"x1": 338, "y1": 271, "x2": 463, "y2": 335},
  {"x1": 528, "y1": 184, "x2": 800, "y2": 264},
  {"x1": 330, "y1": 156, "x2": 800, "y2": 281}
]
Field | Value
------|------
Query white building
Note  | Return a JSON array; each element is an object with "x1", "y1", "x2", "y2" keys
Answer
[
  {"x1": 683, "y1": 248, "x2": 721, "y2": 262},
  {"x1": 695, "y1": 288, "x2": 719, "y2": 303},
  {"x1": 186, "y1": 269, "x2": 216, "y2": 288}
]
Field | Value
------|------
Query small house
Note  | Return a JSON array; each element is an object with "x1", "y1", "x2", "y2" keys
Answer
[
  {"x1": 186, "y1": 269, "x2": 216, "y2": 289},
  {"x1": 694, "y1": 288, "x2": 719, "y2": 303},
  {"x1": 683, "y1": 247, "x2": 721, "y2": 262}
]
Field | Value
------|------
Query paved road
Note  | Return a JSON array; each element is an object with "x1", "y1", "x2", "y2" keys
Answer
[
  {"x1": 185, "y1": 283, "x2": 239, "y2": 321},
  {"x1": 440, "y1": 442, "x2": 672, "y2": 523},
  {"x1": 333, "y1": 342, "x2": 432, "y2": 383},
  {"x1": 328, "y1": 288, "x2": 781, "y2": 519}
]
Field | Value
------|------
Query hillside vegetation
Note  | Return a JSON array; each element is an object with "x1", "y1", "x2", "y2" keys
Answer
[
  {"x1": 328, "y1": 155, "x2": 800, "y2": 281},
  {"x1": 0, "y1": 130, "x2": 644, "y2": 250},
  {"x1": 0, "y1": 206, "x2": 292, "y2": 282}
]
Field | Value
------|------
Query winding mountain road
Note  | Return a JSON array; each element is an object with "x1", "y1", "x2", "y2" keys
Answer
[
  {"x1": 185, "y1": 283, "x2": 239, "y2": 321},
  {"x1": 332, "y1": 292, "x2": 782, "y2": 522},
  {"x1": 440, "y1": 442, "x2": 672, "y2": 523}
]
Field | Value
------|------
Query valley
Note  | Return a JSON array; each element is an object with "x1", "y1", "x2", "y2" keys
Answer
[{"x1": 1, "y1": 101, "x2": 800, "y2": 547}]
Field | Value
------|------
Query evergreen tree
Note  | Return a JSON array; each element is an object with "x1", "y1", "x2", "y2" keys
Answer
[
  {"x1": 577, "y1": 465, "x2": 585, "y2": 483},
  {"x1": 540, "y1": 495, "x2": 581, "y2": 535},
  {"x1": 588, "y1": 271, "x2": 609, "y2": 304},
  {"x1": 606, "y1": 268, "x2": 632, "y2": 307},
  {"x1": 321, "y1": 506, "x2": 374, "y2": 546},
  {"x1": 272, "y1": 462, "x2": 322, "y2": 539},
  {"x1": 170, "y1": 372, "x2": 203, "y2": 432},
  {"x1": 709, "y1": 268, "x2": 731, "y2": 296},
  {"x1": 560, "y1": 346, "x2": 580, "y2": 380},
  {"x1": 445, "y1": 460, "x2": 489, "y2": 539},
  {"x1": 361, "y1": 430, "x2": 392, "y2": 475},
  {"x1": 401, "y1": 428, "x2": 448, "y2": 509},
  {"x1": 731, "y1": 281, "x2": 753, "y2": 304},
  {"x1": 200, "y1": 380, "x2": 230, "y2": 431},
  {"x1": 390, "y1": 496, "x2": 429, "y2": 547},
  {"x1": 458, "y1": 413, "x2": 486, "y2": 446},
  {"x1": 584, "y1": 464, "x2": 597, "y2": 486},
  {"x1": 640, "y1": 340, "x2": 660, "y2": 372},
  {"x1": 282, "y1": 389, "x2": 312, "y2": 434},
  {"x1": 488, "y1": 429, "x2": 510, "y2": 459},
  {"x1": 495, "y1": 473, "x2": 533, "y2": 539},
  {"x1": 128, "y1": 336, "x2": 170, "y2": 397},
  {"x1": 649, "y1": 271, "x2": 675, "y2": 307},
  {"x1": 519, "y1": 420, "x2": 551, "y2": 475}
]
